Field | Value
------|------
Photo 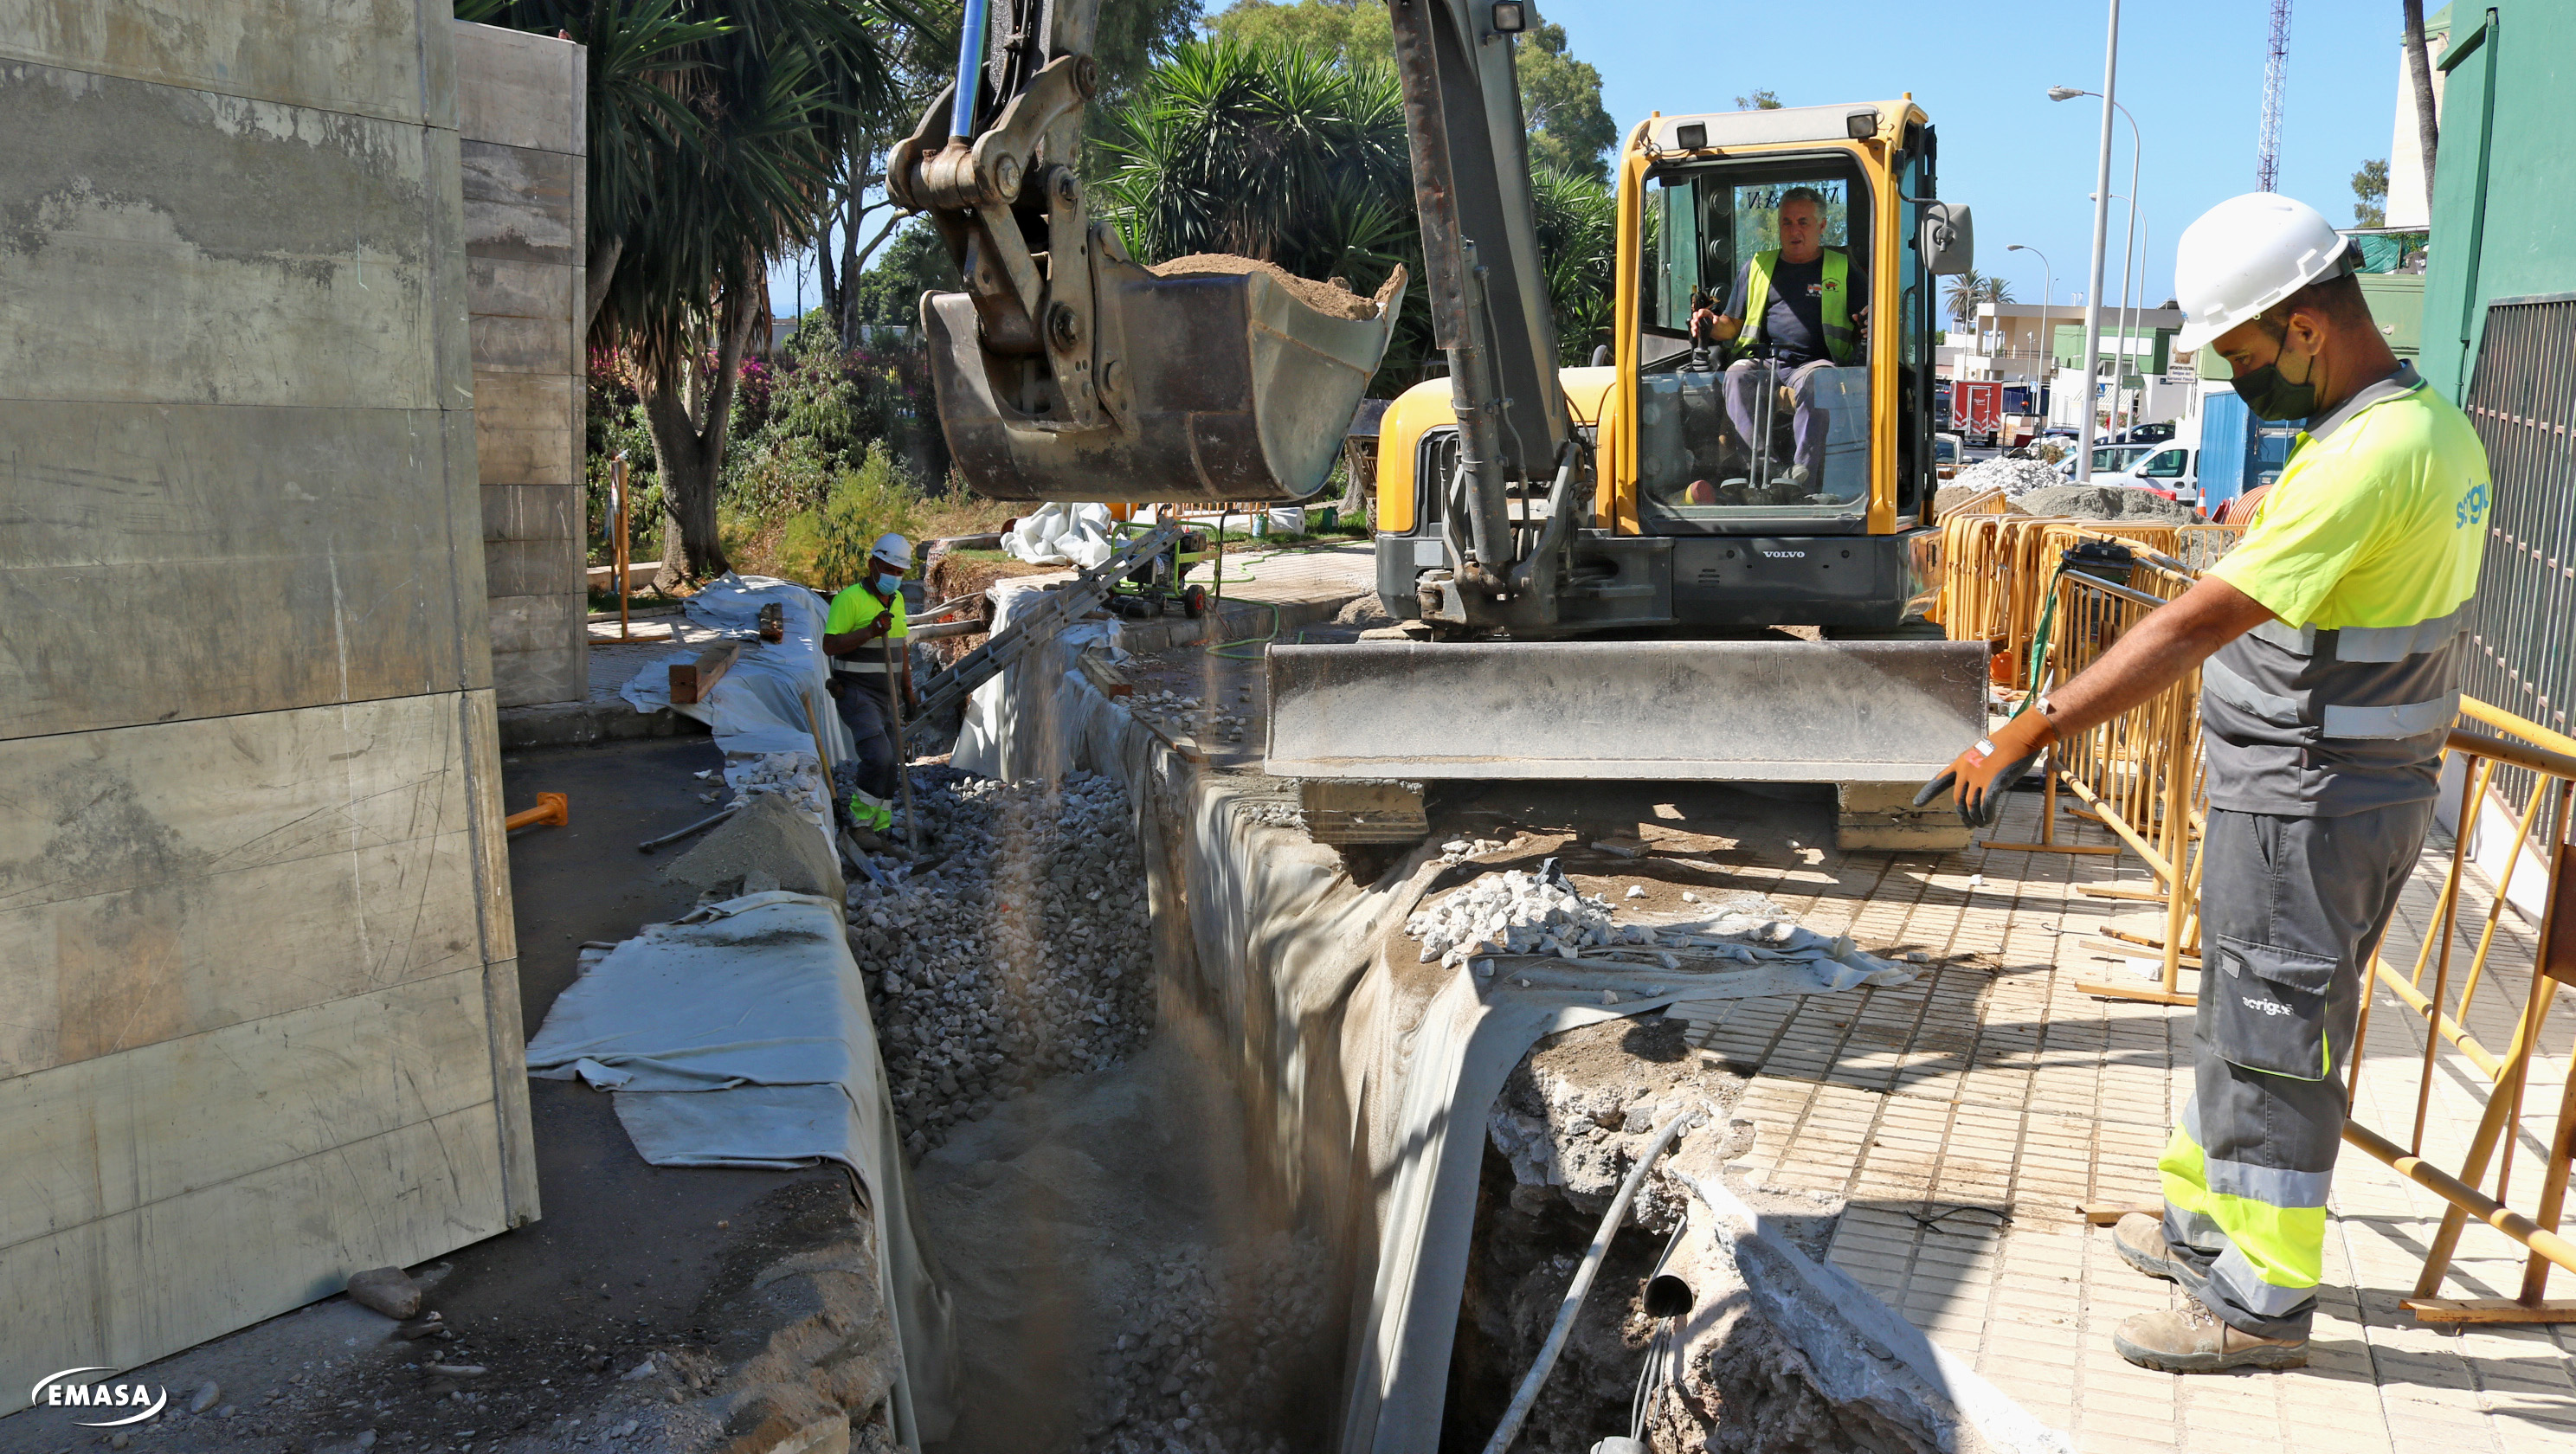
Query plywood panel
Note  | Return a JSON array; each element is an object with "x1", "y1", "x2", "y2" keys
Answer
[
  {"x1": 471, "y1": 311, "x2": 576, "y2": 375},
  {"x1": 0, "y1": 968, "x2": 497, "y2": 1250},
  {"x1": 0, "y1": 63, "x2": 444, "y2": 410},
  {"x1": 488, "y1": 592, "x2": 588, "y2": 656},
  {"x1": 0, "y1": 695, "x2": 492, "y2": 1077},
  {"x1": 484, "y1": 537, "x2": 584, "y2": 597},
  {"x1": 469, "y1": 254, "x2": 576, "y2": 323},
  {"x1": 473, "y1": 370, "x2": 577, "y2": 485},
  {"x1": 482, "y1": 483, "x2": 583, "y2": 544},
  {"x1": 454, "y1": 21, "x2": 581, "y2": 154},
  {"x1": 0, "y1": 1104, "x2": 507, "y2": 1413},
  {"x1": 493, "y1": 646, "x2": 589, "y2": 709},
  {"x1": 0, "y1": 399, "x2": 483, "y2": 736},
  {"x1": 0, "y1": 0, "x2": 449, "y2": 124},
  {"x1": 460, "y1": 138, "x2": 577, "y2": 267}
]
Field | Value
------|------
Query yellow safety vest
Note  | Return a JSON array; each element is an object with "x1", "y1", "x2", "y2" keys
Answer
[{"x1": 1741, "y1": 248, "x2": 1857, "y2": 363}]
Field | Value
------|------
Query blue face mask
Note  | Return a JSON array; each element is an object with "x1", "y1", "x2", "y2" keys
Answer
[{"x1": 873, "y1": 570, "x2": 902, "y2": 595}]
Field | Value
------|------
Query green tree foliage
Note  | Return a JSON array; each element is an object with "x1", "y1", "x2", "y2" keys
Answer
[
  {"x1": 1208, "y1": 2, "x2": 1612, "y2": 177},
  {"x1": 2351, "y1": 157, "x2": 2389, "y2": 228},
  {"x1": 1097, "y1": 35, "x2": 1613, "y2": 377},
  {"x1": 781, "y1": 442, "x2": 929, "y2": 593},
  {"x1": 1517, "y1": 23, "x2": 1614, "y2": 181},
  {"x1": 847, "y1": 222, "x2": 967, "y2": 330},
  {"x1": 1943, "y1": 268, "x2": 1998, "y2": 331},
  {"x1": 1736, "y1": 88, "x2": 1782, "y2": 110},
  {"x1": 459, "y1": 0, "x2": 905, "y2": 585}
]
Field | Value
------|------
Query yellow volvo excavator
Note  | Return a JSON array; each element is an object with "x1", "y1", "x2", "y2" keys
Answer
[{"x1": 894, "y1": 0, "x2": 1987, "y2": 814}]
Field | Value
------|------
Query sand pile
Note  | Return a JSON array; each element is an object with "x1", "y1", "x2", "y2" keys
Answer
[{"x1": 1146, "y1": 254, "x2": 1401, "y2": 321}]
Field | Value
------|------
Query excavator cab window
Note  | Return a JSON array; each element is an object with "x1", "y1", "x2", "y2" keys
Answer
[{"x1": 1636, "y1": 157, "x2": 1873, "y2": 531}]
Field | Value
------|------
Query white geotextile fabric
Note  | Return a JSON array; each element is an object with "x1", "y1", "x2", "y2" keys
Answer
[
  {"x1": 1000, "y1": 500, "x2": 1117, "y2": 566},
  {"x1": 521, "y1": 891, "x2": 956, "y2": 1445},
  {"x1": 952, "y1": 623, "x2": 2062, "y2": 1454},
  {"x1": 618, "y1": 572, "x2": 854, "y2": 765},
  {"x1": 949, "y1": 578, "x2": 1122, "y2": 780}
]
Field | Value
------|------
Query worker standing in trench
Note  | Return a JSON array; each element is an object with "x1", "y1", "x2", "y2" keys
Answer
[
  {"x1": 825, "y1": 532, "x2": 918, "y2": 838},
  {"x1": 1916, "y1": 193, "x2": 2490, "y2": 1374}
]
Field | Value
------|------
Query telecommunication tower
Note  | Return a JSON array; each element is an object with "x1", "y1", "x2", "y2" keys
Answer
[{"x1": 2257, "y1": 0, "x2": 2291, "y2": 191}]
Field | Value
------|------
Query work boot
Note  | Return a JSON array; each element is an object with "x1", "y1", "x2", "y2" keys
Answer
[
  {"x1": 2112, "y1": 1300, "x2": 2308, "y2": 1373},
  {"x1": 2112, "y1": 1213, "x2": 2179, "y2": 1282}
]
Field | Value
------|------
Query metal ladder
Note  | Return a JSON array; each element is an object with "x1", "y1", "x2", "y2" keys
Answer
[{"x1": 912, "y1": 522, "x2": 1181, "y2": 722}]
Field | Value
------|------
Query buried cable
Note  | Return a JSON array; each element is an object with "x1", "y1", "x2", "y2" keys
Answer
[{"x1": 1482, "y1": 1104, "x2": 1701, "y2": 1454}]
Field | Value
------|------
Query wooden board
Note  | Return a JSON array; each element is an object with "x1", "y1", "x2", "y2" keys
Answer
[
  {"x1": 0, "y1": 1104, "x2": 508, "y2": 1414},
  {"x1": 2080, "y1": 1202, "x2": 2163, "y2": 1226},
  {"x1": 2402, "y1": 1297, "x2": 2576, "y2": 1324},
  {"x1": 1834, "y1": 782, "x2": 1972, "y2": 852},
  {"x1": 0, "y1": 968, "x2": 499, "y2": 1249},
  {"x1": 1299, "y1": 779, "x2": 1427, "y2": 845},
  {"x1": 0, "y1": 695, "x2": 490, "y2": 1078},
  {"x1": 0, "y1": 0, "x2": 450, "y2": 124},
  {"x1": 671, "y1": 640, "x2": 744, "y2": 704},
  {"x1": 1078, "y1": 649, "x2": 1133, "y2": 698}
]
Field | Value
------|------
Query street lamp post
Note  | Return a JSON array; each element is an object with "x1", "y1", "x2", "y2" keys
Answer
[
  {"x1": 2052, "y1": 77, "x2": 2144, "y2": 445},
  {"x1": 2048, "y1": 3, "x2": 2121, "y2": 481},
  {"x1": 2007, "y1": 243, "x2": 2054, "y2": 428}
]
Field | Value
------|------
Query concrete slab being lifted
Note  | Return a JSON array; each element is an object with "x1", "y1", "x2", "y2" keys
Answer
[{"x1": 1264, "y1": 638, "x2": 1989, "y2": 782}]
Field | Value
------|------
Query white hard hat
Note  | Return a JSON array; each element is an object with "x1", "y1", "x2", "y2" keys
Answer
[
  {"x1": 2173, "y1": 193, "x2": 2352, "y2": 353},
  {"x1": 869, "y1": 532, "x2": 913, "y2": 570}
]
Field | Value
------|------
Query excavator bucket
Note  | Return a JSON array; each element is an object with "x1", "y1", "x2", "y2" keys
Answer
[
  {"x1": 925, "y1": 260, "x2": 1405, "y2": 504},
  {"x1": 1263, "y1": 639, "x2": 1989, "y2": 782}
]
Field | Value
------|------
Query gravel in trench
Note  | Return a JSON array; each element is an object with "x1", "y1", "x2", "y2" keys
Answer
[{"x1": 842, "y1": 766, "x2": 1157, "y2": 1156}]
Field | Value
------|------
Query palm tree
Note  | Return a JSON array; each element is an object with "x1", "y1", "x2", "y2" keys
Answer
[
  {"x1": 1944, "y1": 269, "x2": 1993, "y2": 331},
  {"x1": 461, "y1": 0, "x2": 909, "y2": 584}
]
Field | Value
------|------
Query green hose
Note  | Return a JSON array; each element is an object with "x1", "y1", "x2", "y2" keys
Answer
[{"x1": 1208, "y1": 601, "x2": 1282, "y2": 659}]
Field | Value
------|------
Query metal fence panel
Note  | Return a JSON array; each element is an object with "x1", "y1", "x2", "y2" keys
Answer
[{"x1": 2459, "y1": 296, "x2": 2576, "y2": 746}]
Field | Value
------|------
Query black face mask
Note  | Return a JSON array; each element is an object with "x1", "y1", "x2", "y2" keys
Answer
[{"x1": 2231, "y1": 346, "x2": 2320, "y2": 421}]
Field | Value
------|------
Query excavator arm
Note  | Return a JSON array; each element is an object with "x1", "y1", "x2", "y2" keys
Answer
[{"x1": 891, "y1": 0, "x2": 1407, "y2": 503}]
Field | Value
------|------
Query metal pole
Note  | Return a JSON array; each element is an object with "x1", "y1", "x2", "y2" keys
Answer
[
  {"x1": 613, "y1": 451, "x2": 631, "y2": 640},
  {"x1": 2115, "y1": 117, "x2": 2140, "y2": 433},
  {"x1": 2077, "y1": 0, "x2": 2121, "y2": 482},
  {"x1": 2009, "y1": 243, "x2": 2053, "y2": 428},
  {"x1": 881, "y1": 634, "x2": 920, "y2": 853}
]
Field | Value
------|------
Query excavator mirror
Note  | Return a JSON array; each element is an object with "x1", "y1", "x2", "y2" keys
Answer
[{"x1": 1921, "y1": 202, "x2": 1974, "y2": 276}]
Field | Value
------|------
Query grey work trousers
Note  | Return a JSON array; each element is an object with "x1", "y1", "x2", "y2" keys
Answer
[
  {"x1": 1721, "y1": 356, "x2": 1835, "y2": 483},
  {"x1": 830, "y1": 674, "x2": 898, "y2": 803},
  {"x1": 2161, "y1": 799, "x2": 2433, "y2": 1340}
]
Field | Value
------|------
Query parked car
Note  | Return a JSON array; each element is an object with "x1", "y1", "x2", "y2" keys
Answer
[
  {"x1": 2057, "y1": 444, "x2": 2154, "y2": 479},
  {"x1": 1935, "y1": 432, "x2": 1964, "y2": 479},
  {"x1": 2104, "y1": 443, "x2": 2201, "y2": 505},
  {"x1": 2112, "y1": 421, "x2": 2176, "y2": 445}
]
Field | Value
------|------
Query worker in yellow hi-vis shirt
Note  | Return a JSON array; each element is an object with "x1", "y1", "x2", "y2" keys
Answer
[
  {"x1": 1916, "y1": 193, "x2": 2489, "y2": 1374},
  {"x1": 823, "y1": 533, "x2": 916, "y2": 836}
]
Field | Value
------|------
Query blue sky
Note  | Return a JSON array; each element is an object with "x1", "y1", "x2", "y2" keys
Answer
[{"x1": 768, "y1": 1, "x2": 2408, "y2": 318}]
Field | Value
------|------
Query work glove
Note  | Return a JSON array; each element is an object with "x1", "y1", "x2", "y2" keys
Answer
[{"x1": 1914, "y1": 707, "x2": 2059, "y2": 829}]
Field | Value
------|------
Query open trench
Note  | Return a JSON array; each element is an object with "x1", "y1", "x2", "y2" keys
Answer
[{"x1": 842, "y1": 604, "x2": 2056, "y2": 1454}]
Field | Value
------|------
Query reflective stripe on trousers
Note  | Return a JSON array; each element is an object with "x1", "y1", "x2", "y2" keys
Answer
[{"x1": 2158, "y1": 800, "x2": 2431, "y2": 1340}]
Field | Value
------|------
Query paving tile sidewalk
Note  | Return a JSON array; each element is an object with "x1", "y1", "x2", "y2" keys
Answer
[{"x1": 1682, "y1": 787, "x2": 2576, "y2": 1453}]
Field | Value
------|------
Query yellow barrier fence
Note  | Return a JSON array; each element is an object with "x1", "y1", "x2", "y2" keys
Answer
[{"x1": 2341, "y1": 706, "x2": 2576, "y2": 1324}]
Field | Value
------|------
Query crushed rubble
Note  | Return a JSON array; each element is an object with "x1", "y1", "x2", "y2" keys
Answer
[
  {"x1": 1133, "y1": 688, "x2": 1255, "y2": 744},
  {"x1": 726, "y1": 750, "x2": 832, "y2": 827},
  {"x1": 1406, "y1": 866, "x2": 1812, "y2": 973},
  {"x1": 846, "y1": 768, "x2": 1156, "y2": 1156},
  {"x1": 1947, "y1": 454, "x2": 2064, "y2": 497},
  {"x1": 1082, "y1": 1235, "x2": 1328, "y2": 1454}
]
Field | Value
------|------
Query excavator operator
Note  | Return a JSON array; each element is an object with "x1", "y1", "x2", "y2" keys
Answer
[{"x1": 1702, "y1": 187, "x2": 1866, "y2": 492}]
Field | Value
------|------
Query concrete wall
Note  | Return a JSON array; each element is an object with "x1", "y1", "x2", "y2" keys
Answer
[
  {"x1": 0, "y1": 0, "x2": 536, "y2": 1410},
  {"x1": 459, "y1": 22, "x2": 589, "y2": 708}
]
